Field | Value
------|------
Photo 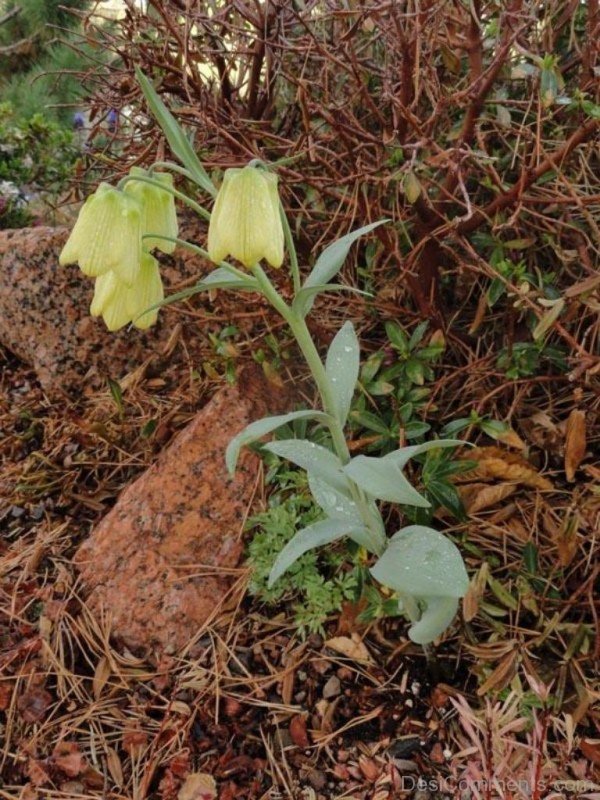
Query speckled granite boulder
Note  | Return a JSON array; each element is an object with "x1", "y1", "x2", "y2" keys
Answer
[
  {"x1": 0, "y1": 225, "x2": 205, "y2": 394},
  {"x1": 74, "y1": 367, "x2": 290, "y2": 656}
]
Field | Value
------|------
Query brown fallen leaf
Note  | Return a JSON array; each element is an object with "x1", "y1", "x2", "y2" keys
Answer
[
  {"x1": 27, "y1": 759, "x2": 51, "y2": 787},
  {"x1": 458, "y1": 446, "x2": 553, "y2": 490},
  {"x1": 177, "y1": 773, "x2": 217, "y2": 800},
  {"x1": 17, "y1": 687, "x2": 52, "y2": 723},
  {"x1": 579, "y1": 739, "x2": 600, "y2": 766},
  {"x1": 324, "y1": 634, "x2": 373, "y2": 664},
  {"x1": 564, "y1": 409, "x2": 586, "y2": 481},
  {"x1": 554, "y1": 511, "x2": 580, "y2": 567},
  {"x1": 458, "y1": 482, "x2": 517, "y2": 514},
  {"x1": 92, "y1": 656, "x2": 111, "y2": 700},
  {"x1": 289, "y1": 714, "x2": 310, "y2": 748},
  {"x1": 52, "y1": 742, "x2": 87, "y2": 778},
  {"x1": 496, "y1": 426, "x2": 526, "y2": 450},
  {"x1": 476, "y1": 651, "x2": 518, "y2": 696}
]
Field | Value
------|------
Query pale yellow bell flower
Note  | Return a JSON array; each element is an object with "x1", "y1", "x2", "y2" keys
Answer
[
  {"x1": 59, "y1": 183, "x2": 142, "y2": 286},
  {"x1": 90, "y1": 252, "x2": 164, "y2": 332},
  {"x1": 124, "y1": 167, "x2": 179, "y2": 254},
  {"x1": 207, "y1": 166, "x2": 284, "y2": 268}
]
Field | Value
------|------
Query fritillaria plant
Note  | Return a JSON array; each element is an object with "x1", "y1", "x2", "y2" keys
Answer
[{"x1": 61, "y1": 70, "x2": 469, "y2": 645}]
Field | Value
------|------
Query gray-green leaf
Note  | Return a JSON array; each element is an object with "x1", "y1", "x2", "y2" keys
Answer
[
  {"x1": 303, "y1": 220, "x2": 388, "y2": 314},
  {"x1": 370, "y1": 525, "x2": 468, "y2": 598},
  {"x1": 262, "y1": 439, "x2": 345, "y2": 490},
  {"x1": 225, "y1": 410, "x2": 331, "y2": 474},
  {"x1": 406, "y1": 596, "x2": 459, "y2": 644},
  {"x1": 325, "y1": 322, "x2": 360, "y2": 427},
  {"x1": 344, "y1": 456, "x2": 431, "y2": 507},
  {"x1": 136, "y1": 68, "x2": 215, "y2": 196},
  {"x1": 268, "y1": 518, "x2": 368, "y2": 586},
  {"x1": 383, "y1": 439, "x2": 464, "y2": 469}
]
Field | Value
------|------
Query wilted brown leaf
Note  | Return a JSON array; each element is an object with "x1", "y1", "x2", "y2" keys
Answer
[
  {"x1": 579, "y1": 739, "x2": 600, "y2": 765},
  {"x1": 564, "y1": 409, "x2": 586, "y2": 481},
  {"x1": 0, "y1": 681, "x2": 13, "y2": 710},
  {"x1": 463, "y1": 563, "x2": 489, "y2": 622},
  {"x1": 324, "y1": 634, "x2": 373, "y2": 663},
  {"x1": 476, "y1": 651, "x2": 518, "y2": 696},
  {"x1": 458, "y1": 447, "x2": 553, "y2": 490},
  {"x1": 106, "y1": 747, "x2": 123, "y2": 788},
  {"x1": 27, "y1": 759, "x2": 51, "y2": 787},
  {"x1": 177, "y1": 773, "x2": 217, "y2": 800},
  {"x1": 289, "y1": 714, "x2": 310, "y2": 748},
  {"x1": 92, "y1": 656, "x2": 111, "y2": 700},
  {"x1": 554, "y1": 511, "x2": 580, "y2": 567},
  {"x1": 17, "y1": 687, "x2": 52, "y2": 723},
  {"x1": 458, "y1": 482, "x2": 517, "y2": 514},
  {"x1": 52, "y1": 742, "x2": 87, "y2": 778}
]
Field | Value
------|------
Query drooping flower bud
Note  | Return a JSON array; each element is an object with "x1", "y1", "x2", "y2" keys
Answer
[
  {"x1": 59, "y1": 183, "x2": 142, "y2": 286},
  {"x1": 124, "y1": 167, "x2": 179, "y2": 254},
  {"x1": 207, "y1": 165, "x2": 284, "y2": 268},
  {"x1": 90, "y1": 252, "x2": 163, "y2": 332}
]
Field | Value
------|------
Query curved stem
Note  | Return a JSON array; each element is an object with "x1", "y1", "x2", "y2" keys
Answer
[
  {"x1": 279, "y1": 201, "x2": 301, "y2": 294},
  {"x1": 148, "y1": 161, "x2": 195, "y2": 181},
  {"x1": 117, "y1": 175, "x2": 211, "y2": 222}
]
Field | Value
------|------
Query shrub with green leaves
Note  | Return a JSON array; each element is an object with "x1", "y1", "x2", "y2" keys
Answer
[{"x1": 0, "y1": 102, "x2": 79, "y2": 228}]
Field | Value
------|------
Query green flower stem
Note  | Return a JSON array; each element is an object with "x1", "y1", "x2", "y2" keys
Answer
[
  {"x1": 142, "y1": 235, "x2": 250, "y2": 282},
  {"x1": 251, "y1": 263, "x2": 386, "y2": 555},
  {"x1": 279, "y1": 202, "x2": 301, "y2": 295},
  {"x1": 117, "y1": 175, "x2": 211, "y2": 222},
  {"x1": 148, "y1": 161, "x2": 196, "y2": 181}
]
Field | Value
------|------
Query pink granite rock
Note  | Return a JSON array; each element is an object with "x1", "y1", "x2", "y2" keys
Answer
[
  {"x1": 74, "y1": 367, "x2": 290, "y2": 656},
  {"x1": 0, "y1": 223, "x2": 206, "y2": 394}
]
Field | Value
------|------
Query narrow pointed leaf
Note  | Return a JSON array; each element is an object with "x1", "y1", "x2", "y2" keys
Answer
[
  {"x1": 344, "y1": 456, "x2": 431, "y2": 507},
  {"x1": 325, "y1": 322, "x2": 360, "y2": 427},
  {"x1": 262, "y1": 439, "x2": 346, "y2": 490},
  {"x1": 302, "y1": 220, "x2": 388, "y2": 312},
  {"x1": 268, "y1": 518, "x2": 368, "y2": 586},
  {"x1": 136, "y1": 68, "x2": 215, "y2": 195},
  {"x1": 226, "y1": 411, "x2": 331, "y2": 475},
  {"x1": 383, "y1": 439, "x2": 465, "y2": 469}
]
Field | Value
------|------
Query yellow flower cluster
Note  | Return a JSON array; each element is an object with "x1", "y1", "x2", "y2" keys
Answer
[
  {"x1": 61, "y1": 162, "x2": 285, "y2": 331},
  {"x1": 60, "y1": 169, "x2": 178, "y2": 331}
]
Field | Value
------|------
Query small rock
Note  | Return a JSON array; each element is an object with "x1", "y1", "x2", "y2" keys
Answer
[
  {"x1": 389, "y1": 735, "x2": 421, "y2": 758},
  {"x1": 322, "y1": 675, "x2": 341, "y2": 699}
]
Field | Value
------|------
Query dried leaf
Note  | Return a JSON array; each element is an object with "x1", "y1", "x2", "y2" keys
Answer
[
  {"x1": 469, "y1": 291, "x2": 488, "y2": 335},
  {"x1": 0, "y1": 682, "x2": 13, "y2": 710},
  {"x1": 289, "y1": 714, "x2": 310, "y2": 748},
  {"x1": 93, "y1": 656, "x2": 111, "y2": 700},
  {"x1": 554, "y1": 511, "x2": 580, "y2": 567},
  {"x1": 52, "y1": 742, "x2": 87, "y2": 778},
  {"x1": 496, "y1": 426, "x2": 526, "y2": 450},
  {"x1": 177, "y1": 773, "x2": 217, "y2": 800},
  {"x1": 580, "y1": 739, "x2": 600, "y2": 766},
  {"x1": 564, "y1": 409, "x2": 586, "y2": 481},
  {"x1": 324, "y1": 634, "x2": 373, "y2": 663},
  {"x1": 28, "y1": 759, "x2": 51, "y2": 787},
  {"x1": 457, "y1": 446, "x2": 552, "y2": 490},
  {"x1": 476, "y1": 651, "x2": 518, "y2": 696},
  {"x1": 17, "y1": 687, "x2": 52, "y2": 722},
  {"x1": 458, "y1": 482, "x2": 517, "y2": 514},
  {"x1": 463, "y1": 563, "x2": 489, "y2": 622},
  {"x1": 106, "y1": 747, "x2": 123, "y2": 787}
]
